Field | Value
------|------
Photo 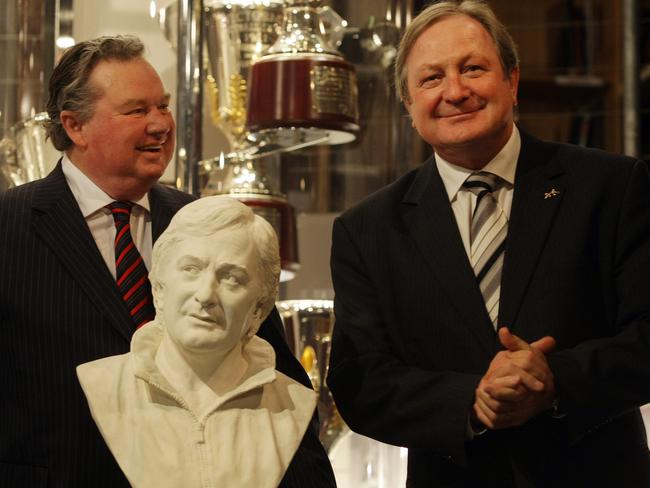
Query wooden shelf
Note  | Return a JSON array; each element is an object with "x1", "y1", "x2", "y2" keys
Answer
[
  {"x1": 518, "y1": 76, "x2": 606, "y2": 104},
  {"x1": 489, "y1": 0, "x2": 625, "y2": 153}
]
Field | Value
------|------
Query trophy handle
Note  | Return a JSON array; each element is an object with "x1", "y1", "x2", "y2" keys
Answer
[
  {"x1": 317, "y1": 6, "x2": 346, "y2": 48},
  {"x1": 300, "y1": 345, "x2": 321, "y2": 392},
  {"x1": 0, "y1": 137, "x2": 22, "y2": 189},
  {"x1": 205, "y1": 72, "x2": 247, "y2": 149}
]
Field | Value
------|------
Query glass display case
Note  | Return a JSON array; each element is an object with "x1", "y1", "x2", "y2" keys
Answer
[{"x1": 0, "y1": 0, "x2": 648, "y2": 485}]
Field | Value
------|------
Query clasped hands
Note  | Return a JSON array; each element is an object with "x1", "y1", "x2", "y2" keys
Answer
[{"x1": 472, "y1": 328, "x2": 557, "y2": 431}]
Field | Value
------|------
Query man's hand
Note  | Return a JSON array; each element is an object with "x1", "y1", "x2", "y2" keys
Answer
[{"x1": 472, "y1": 328, "x2": 556, "y2": 430}]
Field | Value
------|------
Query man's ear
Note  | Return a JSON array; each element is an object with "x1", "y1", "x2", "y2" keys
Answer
[
  {"x1": 152, "y1": 283, "x2": 163, "y2": 314},
  {"x1": 403, "y1": 98, "x2": 411, "y2": 113},
  {"x1": 60, "y1": 110, "x2": 87, "y2": 148},
  {"x1": 508, "y1": 67, "x2": 520, "y2": 106},
  {"x1": 403, "y1": 99, "x2": 416, "y2": 129},
  {"x1": 253, "y1": 299, "x2": 265, "y2": 320}
]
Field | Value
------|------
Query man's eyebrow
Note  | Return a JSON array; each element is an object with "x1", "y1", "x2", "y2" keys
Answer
[
  {"x1": 118, "y1": 93, "x2": 171, "y2": 108},
  {"x1": 415, "y1": 53, "x2": 486, "y2": 72},
  {"x1": 216, "y1": 263, "x2": 249, "y2": 274},
  {"x1": 216, "y1": 264, "x2": 251, "y2": 282},
  {"x1": 175, "y1": 254, "x2": 205, "y2": 265},
  {"x1": 415, "y1": 63, "x2": 440, "y2": 72}
]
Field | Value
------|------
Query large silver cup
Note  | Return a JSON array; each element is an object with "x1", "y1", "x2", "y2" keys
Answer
[
  {"x1": 277, "y1": 299, "x2": 347, "y2": 451},
  {"x1": 203, "y1": 0, "x2": 284, "y2": 150},
  {"x1": 12, "y1": 113, "x2": 60, "y2": 182},
  {"x1": 0, "y1": 113, "x2": 60, "y2": 188}
]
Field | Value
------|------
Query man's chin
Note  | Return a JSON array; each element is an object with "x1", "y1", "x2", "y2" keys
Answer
[
  {"x1": 178, "y1": 334, "x2": 225, "y2": 354},
  {"x1": 434, "y1": 118, "x2": 507, "y2": 147},
  {"x1": 135, "y1": 160, "x2": 170, "y2": 181}
]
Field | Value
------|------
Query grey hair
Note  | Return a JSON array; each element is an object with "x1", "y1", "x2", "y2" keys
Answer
[
  {"x1": 394, "y1": 0, "x2": 519, "y2": 102},
  {"x1": 44, "y1": 35, "x2": 145, "y2": 150},
  {"x1": 150, "y1": 196, "x2": 281, "y2": 334}
]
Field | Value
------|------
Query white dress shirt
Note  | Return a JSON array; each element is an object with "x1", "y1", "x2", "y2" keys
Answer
[
  {"x1": 435, "y1": 125, "x2": 521, "y2": 258},
  {"x1": 61, "y1": 154, "x2": 153, "y2": 277}
]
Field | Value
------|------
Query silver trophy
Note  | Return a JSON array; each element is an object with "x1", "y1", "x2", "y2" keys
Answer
[
  {"x1": 203, "y1": 0, "x2": 285, "y2": 151},
  {"x1": 203, "y1": 0, "x2": 353, "y2": 156},
  {"x1": 12, "y1": 113, "x2": 60, "y2": 182},
  {"x1": 0, "y1": 113, "x2": 61, "y2": 189},
  {"x1": 277, "y1": 299, "x2": 347, "y2": 451},
  {"x1": 246, "y1": 0, "x2": 359, "y2": 146}
]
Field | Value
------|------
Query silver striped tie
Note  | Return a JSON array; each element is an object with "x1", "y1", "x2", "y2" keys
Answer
[{"x1": 463, "y1": 172, "x2": 507, "y2": 327}]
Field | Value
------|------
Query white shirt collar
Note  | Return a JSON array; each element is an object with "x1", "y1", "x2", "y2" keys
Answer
[
  {"x1": 435, "y1": 125, "x2": 521, "y2": 202},
  {"x1": 61, "y1": 153, "x2": 151, "y2": 217}
]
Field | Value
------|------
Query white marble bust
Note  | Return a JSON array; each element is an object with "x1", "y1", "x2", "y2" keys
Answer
[{"x1": 77, "y1": 196, "x2": 316, "y2": 488}]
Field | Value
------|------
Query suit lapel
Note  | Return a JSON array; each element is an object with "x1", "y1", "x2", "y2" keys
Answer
[
  {"x1": 499, "y1": 133, "x2": 568, "y2": 331},
  {"x1": 149, "y1": 184, "x2": 185, "y2": 242},
  {"x1": 31, "y1": 164, "x2": 134, "y2": 341},
  {"x1": 400, "y1": 158, "x2": 496, "y2": 354}
]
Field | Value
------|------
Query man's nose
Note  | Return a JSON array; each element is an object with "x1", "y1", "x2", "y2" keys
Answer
[
  {"x1": 146, "y1": 107, "x2": 173, "y2": 137},
  {"x1": 194, "y1": 275, "x2": 219, "y2": 310},
  {"x1": 442, "y1": 73, "x2": 470, "y2": 103}
]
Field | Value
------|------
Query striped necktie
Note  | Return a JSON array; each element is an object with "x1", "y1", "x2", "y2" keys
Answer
[
  {"x1": 462, "y1": 172, "x2": 508, "y2": 327},
  {"x1": 108, "y1": 201, "x2": 155, "y2": 329}
]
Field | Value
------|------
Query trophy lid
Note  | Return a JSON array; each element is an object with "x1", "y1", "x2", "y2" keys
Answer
[
  {"x1": 204, "y1": 0, "x2": 284, "y2": 6},
  {"x1": 200, "y1": 152, "x2": 281, "y2": 197},
  {"x1": 265, "y1": 0, "x2": 343, "y2": 56},
  {"x1": 283, "y1": 0, "x2": 323, "y2": 6}
]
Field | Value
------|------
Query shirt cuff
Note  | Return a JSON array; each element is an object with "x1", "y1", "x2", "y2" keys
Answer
[{"x1": 466, "y1": 416, "x2": 488, "y2": 439}]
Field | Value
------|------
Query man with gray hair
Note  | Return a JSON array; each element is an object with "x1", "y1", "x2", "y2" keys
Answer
[
  {"x1": 328, "y1": 1, "x2": 650, "y2": 486},
  {"x1": 0, "y1": 36, "x2": 334, "y2": 487},
  {"x1": 77, "y1": 196, "x2": 328, "y2": 488}
]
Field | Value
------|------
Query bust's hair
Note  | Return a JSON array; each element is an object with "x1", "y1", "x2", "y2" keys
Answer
[
  {"x1": 394, "y1": 0, "x2": 519, "y2": 102},
  {"x1": 150, "y1": 196, "x2": 281, "y2": 326},
  {"x1": 45, "y1": 35, "x2": 145, "y2": 150}
]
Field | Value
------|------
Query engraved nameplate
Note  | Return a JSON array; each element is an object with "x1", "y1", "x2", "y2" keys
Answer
[{"x1": 310, "y1": 65, "x2": 358, "y2": 119}]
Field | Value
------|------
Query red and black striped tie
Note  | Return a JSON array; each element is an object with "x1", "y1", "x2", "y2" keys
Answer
[{"x1": 108, "y1": 201, "x2": 155, "y2": 329}]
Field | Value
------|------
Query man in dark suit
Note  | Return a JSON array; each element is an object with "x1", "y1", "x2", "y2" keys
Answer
[
  {"x1": 0, "y1": 36, "x2": 335, "y2": 487},
  {"x1": 327, "y1": 1, "x2": 650, "y2": 486}
]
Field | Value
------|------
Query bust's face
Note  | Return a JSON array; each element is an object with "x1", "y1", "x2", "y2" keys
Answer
[{"x1": 156, "y1": 227, "x2": 264, "y2": 355}]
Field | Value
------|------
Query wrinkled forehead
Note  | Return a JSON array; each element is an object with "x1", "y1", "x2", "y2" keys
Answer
[
  {"x1": 414, "y1": 14, "x2": 495, "y2": 54},
  {"x1": 87, "y1": 57, "x2": 165, "y2": 101},
  {"x1": 164, "y1": 230, "x2": 260, "y2": 268}
]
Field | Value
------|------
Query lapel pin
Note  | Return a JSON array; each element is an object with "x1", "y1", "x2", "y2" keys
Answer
[{"x1": 544, "y1": 188, "x2": 560, "y2": 199}]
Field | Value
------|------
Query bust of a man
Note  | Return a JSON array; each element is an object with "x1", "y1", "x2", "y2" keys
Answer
[{"x1": 77, "y1": 196, "x2": 316, "y2": 488}]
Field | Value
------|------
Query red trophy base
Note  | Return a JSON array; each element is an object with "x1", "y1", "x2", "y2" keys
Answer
[
  {"x1": 246, "y1": 54, "x2": 359, "y2": 136},
  {"x1": 232, "y1": 193, "x2": 299, "y2": 278}
]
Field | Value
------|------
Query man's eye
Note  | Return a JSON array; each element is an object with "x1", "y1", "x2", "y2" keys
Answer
[
  {"x1": 126, "y1": 108, "x2": 146, "y2": 115},
  {"x1": 222, "y1": 275, "x2": 241, "y2": 286},
  {"x1": 420, "y1": 74, "x2": 442, "y2": 87},
  {"x1": 159, "y1": 104, "x2": 170, "y2": 113},
  {"x1": 464, "y1": 65, "x2": 484, "y2": 75},
  {"x1": 182, "y1": 265, "x2": 200, "y2": 276}
]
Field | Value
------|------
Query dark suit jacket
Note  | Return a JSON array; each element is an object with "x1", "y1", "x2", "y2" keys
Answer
[
  {"x1": 327, "y1": 132, "x2": 650, "y2": 487},
  {"x1": 0, "y1": 163, "x2": 335, "y2": 487}
]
